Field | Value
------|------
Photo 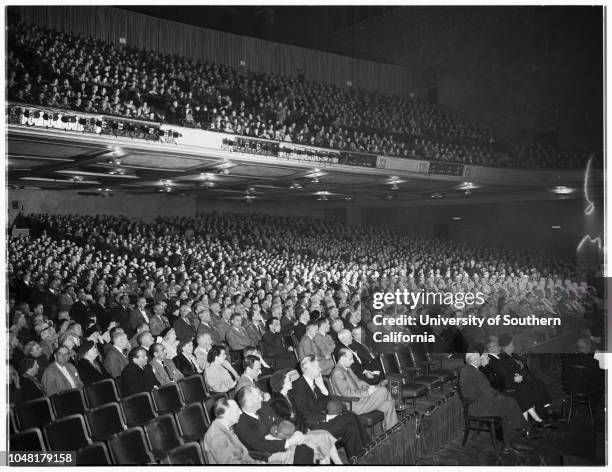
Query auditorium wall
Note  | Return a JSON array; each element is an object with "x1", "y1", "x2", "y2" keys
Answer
[
  {"x1": 360, "y1": 198, "x2": 599, "y2": 255},
  {"x1": 195, "y1": 198, "x2": 346, "y2": 222},
  {"x1": 8, "y1": 189, "x2": 196, "y2": 222},
  {"x1": 11, "y1": 5, "x2": 412, "y2": 95}
]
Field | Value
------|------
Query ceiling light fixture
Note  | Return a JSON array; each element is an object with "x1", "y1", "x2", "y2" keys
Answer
[
  {"x1": 551, "y1": 186, "x2": 575, "y2": 195},
  {"x1": 458, "y1": 181, "x2": 480, "y2": 191}
]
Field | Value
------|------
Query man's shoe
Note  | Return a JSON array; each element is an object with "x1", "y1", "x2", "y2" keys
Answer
[{"x1": 531, "y1": 419, "x2": 552, "y2": 428}]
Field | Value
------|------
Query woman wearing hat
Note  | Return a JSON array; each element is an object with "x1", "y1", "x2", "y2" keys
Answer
[
  {"x1": 269, "y1": 369, "x2": 342, "y2": 464},
  {"x1": 75, "y1": 340, "x2": 111, "y2": 385}
]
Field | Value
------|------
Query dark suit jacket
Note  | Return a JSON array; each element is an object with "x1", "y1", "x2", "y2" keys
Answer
[
  {"x1": 70, "y1": 301, "x2": 90, "y2": 326},
  {"x1": 233, "y1": 411, "x2": 287, "y2": 455},
  {"x1": 293, "y1": 323, "x2": 307, "y2": 342},
  {"x1": 459, "y1": 364, "x2": 501, "y2": 408},
  {"x1": 103, "y1": 346, "x2": 129, "y2": 378},
  {"x1": 269, "y1": 391, "x2": 305, "y2": 431},
  {"x1": 19, "y1": 375, "x2": 46, "y2": 402},
  {"x1": 172, "y1": 353, "x2": 199, "y2": 377},
  {"x1": 15, "y1": 280, "x2": 32, "y2": 305},
  {"x1": 349, "y1": 340, "x2": 380, "y2": 371},
  {"x1": 111, "y1": 305, "x2": 132, "y2": 335},
  {"x1": 291, "y1": 376, "x2": 328, "y2": 426},
  {"x1": 120, "y1": 362, "x2": 160, "y2": 396},
  {"x1": 261, "y1": 332, "x2": 289, "y2": 358},
  {"x1": 481, "y1": 354, "x2": 505, "y2": 391},
  {"x1": 494, "y1": 352, "x2": 528, "y2": 389},
  {"x1": 173, "y1": 317, "x2": 196, "y2": 343},
  {"x1": 129, "y1": 309, "x2": 150, "y2": 332},
  {"x1": 76, "y1": 358, "x2": 112, "y2": 386}
]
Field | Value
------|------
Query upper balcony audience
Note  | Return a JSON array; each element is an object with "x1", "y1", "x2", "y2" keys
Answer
[{"x1": 6, "y1": 19, "x2": 593, "y2": 169}]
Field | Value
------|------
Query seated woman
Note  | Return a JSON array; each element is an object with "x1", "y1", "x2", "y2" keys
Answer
[
  {"x1": 261, "y1": 318, "x2": 296, "y2": 371},
  {"x1": 204, "y1": 345, "x2": 239, "y2": 394},
  {"x1": 17, "y1": 357, "x2": 45, "y2": 402},
  {"x1": 268, "y1": 369, "x2": 342, "y2": 464},
  {"x1": 160, "y1": 327, "x2": 179, "y2": 360},
  {"x1": 75, "y1": 340, "x2": 111, "y2": 385},
  {"x1": 173, "y1": 339, "x2": 201, "y2": 377}
]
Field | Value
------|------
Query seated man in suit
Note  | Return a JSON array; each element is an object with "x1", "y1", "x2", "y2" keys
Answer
[
  {"x1": 120, "y1": 346, "x2": 160, "y2": 396},
  {"x1": 149, "y1": 343, "x2": 184, "y2": 385},
  {"x1": 233, "y1": 385, "x2": 315, "y2": 464},
  {"x1": 173, "y1": 305, "x2": 197, "y2": 343},
  {"x1": 460, "y1": 352, "x2": 533, "y2": 454},
  {"x1": 296, "y1": 322, "x2": 319, "y2": 361},
  {"x1": 41, "y1": 345, "x2": 84, "y2": 396},
  {"x1": 335, "y1": 329, "x2": 383, "y2": 385},
  {"x1": 350, "y1": 327, "x2": 382, "y2": 372},
  {"x1": 129, "y1": 297, "x2": 151, "y2": 333},
  {"x1": 103, "y1": 330, "x2": 130, "y2": 378},
  {"x1": 312, "y1": 318, "x2": 336, "y2": 375},
  {"x1": 149, "y1": 303, "x2": 171, "y2": 337},
  {"x1": 203, "y1": 397, "x2": 263, "y2": 464},
  {"x1": 235, "y1": 354, "x2": 270, "y2": 400},
  {"x1": 196, "y1": 308, "x2": 224, "y2": 346},
  {"x1": 293, "y1": 309, "x2": 310, "y2": 342},
  {"x1": 226, "y1": 313, "x2": 251, "y2": 351},
  {"x1": 496, "y1": 333, "x2": 554, "y2": 419},
  {"x1": 331, "y1": 347, "x2": 397, "y2": 430},
  {"x1": 483, "y1": 341, "x2": 549, "y2": 426},
  {"x1": 291, "y1": 355, "x2": 369, "y2": 459}
]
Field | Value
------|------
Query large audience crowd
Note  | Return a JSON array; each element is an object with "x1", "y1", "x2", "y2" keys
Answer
[
  {"x1": 7, "y1": 211, "x2": 603, "y2": 462},
  {"x1": 7, "y1": 18, "x2": 593, "y2": 169}
]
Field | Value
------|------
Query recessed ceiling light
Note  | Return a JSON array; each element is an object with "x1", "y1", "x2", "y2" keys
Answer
[
  {"x1": 458, "y1": 181, "x2": 480, "y2": 190},
  {"x1": 430, "y1": 192, "x2": 444, "y2": 198},
  {"x1": 452, "y1": 217, "x2": 461, "y2": 220},
  {"x1": 343, "y1": 196, "x2": 354, "y2": 201},
  {"x1": 391, "y1": 184, "x2": 399, "y2": 191},
  {"x1": 315, "y1": 190, "x2": 332, "y2": 196},
  {"x1": 104, "y1": 188, "x2": 110, "y2": 192},
  {"x1": 200, "y1": 181, "x2": 214, "y2": 188},
  {"x1": 311, "y1": 177, "x2": 319, "y2": 184},
  {"x1": 551, "y1": 225, "x2": 562, "y2": 229},
  {"x1": 290, "y1": 183, "x2": 303, "y2": 190},
  {"x1": 551, "y1": 186, "x2": 575, "y2": 195},
  {"x1": 218, "y1": 168, "x2": 231, "y2": 175}
]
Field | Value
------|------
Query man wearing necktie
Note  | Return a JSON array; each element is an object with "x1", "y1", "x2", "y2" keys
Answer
[
  {"x1": 331, "y1": 348, "x2": 398, "y2": 430},
  {"x1": 149, "y1": 343, "x2": 184, "y2": 385},
  {"x1": 335, "y1": 329, "x2": 382, "y2": 385},
  {"x1": 291, "y1": 355, "x2": 368, "y2": 459},
  {"x1": 226, "y1": 314, "x2": 252, "y2": 351}
]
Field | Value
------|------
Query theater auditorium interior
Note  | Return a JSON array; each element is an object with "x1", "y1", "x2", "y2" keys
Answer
[{"x1": 5, "y1": 5, "x2": 606, "y2": 467}]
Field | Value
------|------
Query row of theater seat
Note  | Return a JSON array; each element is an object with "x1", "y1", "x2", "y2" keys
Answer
[
  {"x1": 10, "y1": 349, "x2": 461, "y2": 464},
  {"x1": 10, "y1": 376, "x2": 230, "y2": 464}
]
